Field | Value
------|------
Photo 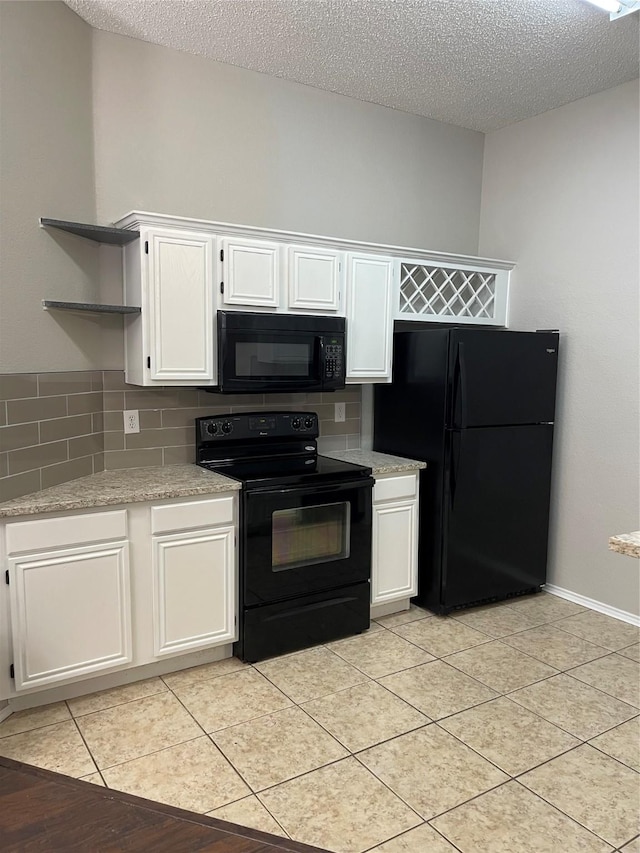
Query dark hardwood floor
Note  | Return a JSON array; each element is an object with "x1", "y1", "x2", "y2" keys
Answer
[{"x1": 0, "y1": 756, "x2": 329, "y2": 852}]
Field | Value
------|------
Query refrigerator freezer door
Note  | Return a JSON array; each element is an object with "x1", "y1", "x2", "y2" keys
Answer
[
  {"x1": 448, "y1": 329, "x2": 558, "y2": 428},
  {"x1": 441, "y1": 424, "x2": 554, "y2": 610}
]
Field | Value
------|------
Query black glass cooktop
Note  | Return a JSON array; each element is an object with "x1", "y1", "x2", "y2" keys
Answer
[{"x1": 199, "y1": 454, "x2": 372, "y2": 490}]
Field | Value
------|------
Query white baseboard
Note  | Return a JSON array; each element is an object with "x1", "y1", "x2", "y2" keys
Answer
[
  {"x1": 0, "y1": 703, "x2": 12, "y2": 724},
  {"x1": 545, "y1": 584, "x2": 640, "y2": 628}
]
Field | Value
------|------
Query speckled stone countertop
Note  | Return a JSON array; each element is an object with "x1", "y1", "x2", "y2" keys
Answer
[
  {"x1": 0, "y1": 465, "x2": 240, "y2": 519},
  {"x1": 323, "y1": 449, "x2": 426, "y2": 475},
  {"x1": 609, "y1": 531, "x2": 640, "y2": 559}
]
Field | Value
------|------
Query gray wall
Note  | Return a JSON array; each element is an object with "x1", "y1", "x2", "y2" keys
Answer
[
  {"x1": 479, "y1": 80, "x2": 640, "y2": 617},
  {"x1": 0, "y1": 8, "x2": 485, "y2": 374},
  {"x1": 91, "y1": 30, "x2": 484, "y2": 252},
  {"x1": 0, "y1": 1, "x2": 108, "y2": 375}
]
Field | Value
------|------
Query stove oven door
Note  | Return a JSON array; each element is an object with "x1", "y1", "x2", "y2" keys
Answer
[{"x1": 242, "y1": 478, "x2": 373, "y2": 607}]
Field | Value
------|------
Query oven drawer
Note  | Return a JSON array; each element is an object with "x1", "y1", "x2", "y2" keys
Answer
[{"x1": 240, "y1": 581, "x2": 370, "y2": 662}]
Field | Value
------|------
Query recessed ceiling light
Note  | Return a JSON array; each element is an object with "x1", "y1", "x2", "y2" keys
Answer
[{"x1": 583, "y1": 0, "x2": 640, "y2": 18}]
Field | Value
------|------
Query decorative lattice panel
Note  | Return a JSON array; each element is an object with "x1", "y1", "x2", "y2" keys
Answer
[{"x1": 399, "y1": 263, "x2": 498, "y2": 320}]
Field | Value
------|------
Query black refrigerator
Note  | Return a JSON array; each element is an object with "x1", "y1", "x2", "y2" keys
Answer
[{"x1": 373, "y1": 326, "x2": 559, "y2": 614}]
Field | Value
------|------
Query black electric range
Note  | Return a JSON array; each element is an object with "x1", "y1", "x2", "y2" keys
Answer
[{"x1": 195, "y1": 412, "x2": 373, "y2": 662}]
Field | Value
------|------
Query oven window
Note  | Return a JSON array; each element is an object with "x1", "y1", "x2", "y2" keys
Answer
[
  {"x1": 272, "y1": 502, "x2": 351, "y2": 571},
  {"x1": 236, "y1": 342, "x2": 311, "y2": 377}
]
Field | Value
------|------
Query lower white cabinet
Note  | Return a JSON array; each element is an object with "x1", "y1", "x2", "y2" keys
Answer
[
  {"x1": 151, "y1": 503, "x2": 236, "y2": 657},
  {"x1": 371, "y1": 472, "x2": 419, "y2": 605},
  {"x1": 5, "y1": 512, "x2": 132, "y2": 692},
  {"x1": 151, "y1": 495, "x2": 237, "y2": 657},
  {"x1": 1, "y1": 493, "x2": 238, "y2": 697}
]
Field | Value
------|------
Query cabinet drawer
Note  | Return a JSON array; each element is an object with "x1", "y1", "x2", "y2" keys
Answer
[
  {"x1": 151, "y1": 496, "x2": 234, "y2": 533},
  {"x1": 374, "y1": 474, "x2": 417, "y2": 503},
  {"x1": 5, "y1": 510, "x2": 127, "y2": 555}
]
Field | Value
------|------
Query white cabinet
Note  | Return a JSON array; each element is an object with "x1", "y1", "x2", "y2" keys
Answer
[
  {"x1": 124, "y1": 227, "x2": 216, "y2": 386},
  {"x1": 150, "y1": 497, "x2": 237, "y2": 657},
  {"x1": 219, "y1": 238, "x2": 342, "y2": 314},
  {"x1": 287, "y1": 245, "x2": 342, "y2": 312},
  {"x1": 346, "y1": 253, "x2": 394, "y2": 383},
  {"x1": 5, "y1": 511, "x2": 132, "y2": 691},
  {"x1": 220, "y1": 236, "x2": 281, "y2": 308},
  {"x1": 371, "y1": 473, "x2": 419, "y2": 606}
]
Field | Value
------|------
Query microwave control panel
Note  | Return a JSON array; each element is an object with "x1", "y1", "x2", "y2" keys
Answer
[{"x1": 323, "y1": 338, "x2": 344, "y2": 379}]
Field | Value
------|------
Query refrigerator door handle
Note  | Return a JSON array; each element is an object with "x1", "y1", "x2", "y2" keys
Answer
[
  {"x1": 458, "y1": 342, "x2": 469, "y2": 429},
  {"x1": 449, "y1": 430, "x2": 460, "y2": 507}
]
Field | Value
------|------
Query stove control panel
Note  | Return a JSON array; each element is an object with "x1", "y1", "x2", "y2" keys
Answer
[{"x1": 196, "y1": 411, "x2": 319, "y2": 444}]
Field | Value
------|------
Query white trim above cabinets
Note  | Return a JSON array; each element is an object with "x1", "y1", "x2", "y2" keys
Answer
[{"x1": 114, "y1": 211, "x2": 515, "y2": 387}]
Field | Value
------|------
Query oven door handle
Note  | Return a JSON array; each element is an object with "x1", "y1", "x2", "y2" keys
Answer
[{"x1": 248, "y1": 477, "x2": 374, "y2": 498}]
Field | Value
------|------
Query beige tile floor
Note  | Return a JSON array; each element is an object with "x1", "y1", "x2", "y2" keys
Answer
[{"x1": 0, "y1": 592, "x2": 638, "y2": 853}]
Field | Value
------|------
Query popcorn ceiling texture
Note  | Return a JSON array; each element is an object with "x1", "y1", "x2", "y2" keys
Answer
[{"x1": 64, "y1": 0, "x2": 639, "y2": 132}]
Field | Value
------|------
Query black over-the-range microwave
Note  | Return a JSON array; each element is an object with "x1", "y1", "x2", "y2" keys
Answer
[{"x1": 208, "y1": 311, "x2": 346, "y2": 394}]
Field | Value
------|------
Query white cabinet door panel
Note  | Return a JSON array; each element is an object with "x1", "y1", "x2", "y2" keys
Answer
[
  {"x1": 153, "y1": 527, "x2": 236, "y2": 657},
  {"x1": 371, "y1": 500, "x2": 418, "y2": 605},
  {"x1": 288, "y1": 246, "x2": 341, "y2": 312},
  {"x1": 9, "y1": 542, "x2": 131, "y2": 691},
  {"x1": 346, "y1": 254, "x2": 394, "y2": 382},
  {"x1": 221, "y1": 237, "x2": 280, "y2": 307},
  {"x1": 148, "y1": 229, "x2": 215, "y2": 381}
]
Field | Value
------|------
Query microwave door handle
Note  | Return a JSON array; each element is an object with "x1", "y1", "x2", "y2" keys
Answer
[{"x1": 316, "y1": 336, "x2": 325, "y2": 381}]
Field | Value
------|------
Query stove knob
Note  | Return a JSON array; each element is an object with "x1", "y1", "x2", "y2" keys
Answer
[
  {"x1": 291, "y1": 417, "x2": 301, "y2": 430},
  {"x1": 303, "y1": 416, "x2": 315, "y2": 430},
  {"x1": 206, "y1": 422, "x2": 218, "y2": 436},
  {"x1": 221, "y1": 421, "x2": 233, "y2": 434}
]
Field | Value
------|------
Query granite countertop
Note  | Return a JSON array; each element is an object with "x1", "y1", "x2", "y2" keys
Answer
[
  {"x1": 609, "y1": 531, "x2": 640, "y2": 559},
  {"x1": 323, "y1": 449, "x2": 426, "y2": 475},
  {"x1": 0, "y1": 465, "x2": 241, "y2": 519}
]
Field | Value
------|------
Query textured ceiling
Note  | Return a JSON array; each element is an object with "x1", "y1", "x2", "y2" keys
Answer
[{"x1": 64, "y1": 0, "x2": 639, "y2": 132}]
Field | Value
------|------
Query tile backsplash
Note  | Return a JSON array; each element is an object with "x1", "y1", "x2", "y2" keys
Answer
[
  {"x1": 0, "y1": 371, "x2": 362, "y2": 502},
  {"x1": 0, "y1": 372, "x2": 104, "y2": 503}
]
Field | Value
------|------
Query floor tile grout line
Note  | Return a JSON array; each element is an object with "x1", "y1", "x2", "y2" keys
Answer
[
  {"x1": 549, "y1": 620, "x2": 639, "y2": 651},
  {"x1": 505, "y1": 680, "x2": 640, "y2": 742},
  {"x1": 66, "y1": 682, "x2": 169, "y2": 720},
  {"x1": 68, "y1": 713, "x2": 100, "y2": 778},
  {"x1": 583, "y1": 738, "x2": 640, "y2": 775},
  {"x1": 0, "y1": 706, "x2": 75, "y2": 740},
  {"x1": 86, "y1": 731, "x2": 210, "y2": 776},
  {"x1": 512, "y1": 774, "x2": 634, "y2": 849},
  {"x1": 360, "y1": 821, "x2": 467, "y2": 853},
  {"x1": 562, "y1": 651, "x2": 640, "y2": 707},
  {"x1": 440, "y1": 716, "x2": 585, "y2": 781}
]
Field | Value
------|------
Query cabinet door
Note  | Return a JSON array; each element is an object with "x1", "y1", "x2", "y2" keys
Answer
[
  {"x1": 287, "y1": 245, "x2": 342, "y2": 313},
  {"x1": 8, "y1": 542, "x2": 131, "y2": 691},
  {"x1": 220, "y1": 237, "x2": 280, "y2": 307},
  {"x1": 152, "y1": 527, "x2": 236, "y2": 657},
  {"x1": 346, "y1": 254, "x2": 394, "y2": 382},
  {"x1": 148, "y1": 228, "x2": 215, "y2": 382},
  {"x1": 371, "y1": 500, "x2": 418, "y2": 605}
]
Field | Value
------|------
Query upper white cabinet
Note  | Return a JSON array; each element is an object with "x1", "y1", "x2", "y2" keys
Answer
[
  {"x1": 220, "y1": 236, "x2": 281, "y2": 308},
  {"x1": 123, "y1": 227, "x2": 216, "y2": 386},
  {"x1": 109, "y1": 211, "x2": 513, "y2": 386},
  {"x1": 5, "y1": 511, "x2": 132, "y2": 692},
  {"x1": 346, "y1": 253, "x2": 394, "y2": 383},
  {"x1": 219, "y1": 238, "x2": 342, "y2": 314},
  {"x1": 287, "y1": 245, "x2": 342, "y2": 313}
]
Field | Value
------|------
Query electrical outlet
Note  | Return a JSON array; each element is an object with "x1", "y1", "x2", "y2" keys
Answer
[
  {"x1": 123, "y1": 409, "x2": 140, "y2": 434},
  {"x1": 334, "y1": 402, "x2": 346, "y2": 423}
]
